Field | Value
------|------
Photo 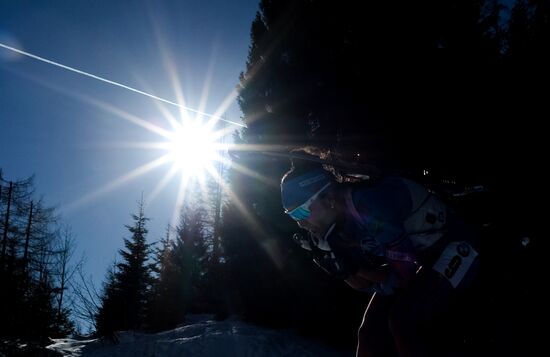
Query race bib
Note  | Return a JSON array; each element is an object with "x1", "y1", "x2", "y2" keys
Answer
[{"x1": 432, "y1": 241, "x2": 478, "y2": 288}]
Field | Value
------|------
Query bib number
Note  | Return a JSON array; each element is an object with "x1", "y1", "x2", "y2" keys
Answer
[{"x1": 432, "y1": 241, "x2": 478, "y2": 288}]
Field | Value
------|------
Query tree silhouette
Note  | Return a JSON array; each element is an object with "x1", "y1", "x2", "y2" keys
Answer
[
  {"x1": 0, "y1": 169, "x2": 74, "y2": 345},
  {"x1": 96, "y1": 198, "x2": 153, "y2": 335},
  {"x1": 147, "y1": 197, "x2": 211, "y2": 330}
]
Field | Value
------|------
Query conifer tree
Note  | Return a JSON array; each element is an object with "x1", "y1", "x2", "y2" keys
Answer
[{"x1": 96, "y1": 198, "x2": 153, "y2": 335}]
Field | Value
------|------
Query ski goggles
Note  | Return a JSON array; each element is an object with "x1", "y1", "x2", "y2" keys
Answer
[{"x1": 285, "y1": 182, "x2": 331, "y2": 221}]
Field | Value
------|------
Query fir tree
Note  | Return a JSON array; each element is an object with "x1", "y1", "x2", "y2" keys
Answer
[{"x1": 96, "y1": 198, "x2": 153, "y2": 335}]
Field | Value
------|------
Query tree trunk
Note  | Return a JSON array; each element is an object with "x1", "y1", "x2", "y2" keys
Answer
[
  {"x1": 1, "y1": 181, "x2": 13, "y2": 267},
  {"x1": 23, "y1": 201, "x2": 34, "y2": 273}
]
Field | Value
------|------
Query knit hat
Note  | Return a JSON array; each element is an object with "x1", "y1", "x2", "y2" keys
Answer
[{"x1": 281, "y1": 167, "x2": 332, "y2": 212}]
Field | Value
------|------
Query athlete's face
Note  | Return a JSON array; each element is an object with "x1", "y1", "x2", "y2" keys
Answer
[{"x1": 296, "y1": 194, "x2": 338, "y2": 239}]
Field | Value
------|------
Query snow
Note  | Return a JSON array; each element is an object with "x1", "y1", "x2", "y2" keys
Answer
[{"x1": 47, "y1": 315, "x2": 352, "y2": 357}]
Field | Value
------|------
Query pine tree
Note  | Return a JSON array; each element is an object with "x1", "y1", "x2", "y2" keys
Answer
[
  {"x1": 172, "y1": 198, "x2": 209, "y2": 313},
  {"x1": 147, "y1": 229, "x2": 186, "y2": 331},
  {"x1": 507, "y1": 0, "x2": 533, "y2": 59},
  {"x1": 96, "y1": 261, "x2": 122, "y2": 337},
  {"x1": 147, "y1": 195, "x2": 212, "y2": 331},
  {"x1": 96, "y1": 198, "x2": 153, "y2": 335}
]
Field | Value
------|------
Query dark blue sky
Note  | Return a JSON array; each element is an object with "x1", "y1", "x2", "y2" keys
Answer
[{"x1": 1, "y1": 0, "x2": 259, "y2": 285}]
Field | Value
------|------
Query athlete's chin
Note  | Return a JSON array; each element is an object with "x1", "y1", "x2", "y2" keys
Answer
[{"x1": 303, "y1": 227, "x2": 319, "y2": 238}]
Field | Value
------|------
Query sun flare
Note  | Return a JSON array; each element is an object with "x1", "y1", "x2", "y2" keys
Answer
[
  {"x1": 165, "y1": 120, "x2": 221, "y2": 180},
  {"x1": 62, "y1": 40, "x2": 244, "y2": 224}
]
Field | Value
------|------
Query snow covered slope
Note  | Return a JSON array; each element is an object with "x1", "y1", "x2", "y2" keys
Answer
[{"x1": 47, "y1": 315, "x2": 352, "y2": 357}]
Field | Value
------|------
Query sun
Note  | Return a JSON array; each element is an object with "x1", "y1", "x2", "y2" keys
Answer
[
  {"x1": 62, "y1": 42, "x2": 245, "y2": 222},
  {"x1": 165, "y1": 120, "x2": 221, "y2": 180}
]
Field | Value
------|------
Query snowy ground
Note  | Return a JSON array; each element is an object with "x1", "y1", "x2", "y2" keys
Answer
[{"x1": 47, "y1": 315, "x2": 353, "y2": 357}]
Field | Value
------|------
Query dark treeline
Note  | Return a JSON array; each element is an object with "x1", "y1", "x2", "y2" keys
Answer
[
  {"x1": 94, "y1": 194, "x2": 224, "y2": 336},
  {"x1": 222, "y1": 0, "x2": 543, "y2": 351},
  {"x1": 0, "y1": 170, "x2": 75, "y2": 353}
]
